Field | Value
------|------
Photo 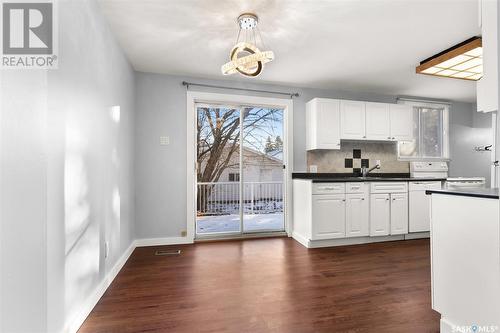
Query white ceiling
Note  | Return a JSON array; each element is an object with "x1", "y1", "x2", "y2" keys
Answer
[{"x1": 98, "y1": 0, "x2": 480, "y2": 102}]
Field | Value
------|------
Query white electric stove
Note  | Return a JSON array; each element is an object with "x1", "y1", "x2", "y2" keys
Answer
[{"x1": 410, "y1": 161, "x2": 449, "y2": 179}]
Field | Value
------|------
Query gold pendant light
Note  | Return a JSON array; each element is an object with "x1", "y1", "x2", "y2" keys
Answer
[{"x1": 221, "y1": 13, "x2": 274, "y2": 77}]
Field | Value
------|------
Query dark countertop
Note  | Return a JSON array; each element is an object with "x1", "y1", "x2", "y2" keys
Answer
[
  {"x1": 426, "y1": 188, "x2": 499, "y2": 199},
  {"x1": 292, "y1": 172, "x2": 446, "y2": 183}
]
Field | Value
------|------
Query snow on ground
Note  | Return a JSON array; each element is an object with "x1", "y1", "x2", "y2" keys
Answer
[{"x1": 197, "y1": 213, "x2": 284, "y2": 234}]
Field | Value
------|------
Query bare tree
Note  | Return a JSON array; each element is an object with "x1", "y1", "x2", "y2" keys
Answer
[{"x1": 197, "y1": 107, "x2": 282, "y2": 183}]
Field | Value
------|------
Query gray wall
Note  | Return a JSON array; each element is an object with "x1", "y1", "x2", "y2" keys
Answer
[
  {"x1": 46, "y1": 1, "x2": 136, "y2": 332},
  {"x1": 134, "y1": 73, "x2": 397, "y2": 239},
  {"x1": 1, "y1": 70, "x2": 49, "y2": 333},
  {"x1": 1, "y1": 1, "x2": 136, "y2": 332},
  {"x1": 449, "y1": 102, "x2": 493, "y2": 184},
  {"x1": 134, "y1": 72, "x2": 488, "y2": 239}
]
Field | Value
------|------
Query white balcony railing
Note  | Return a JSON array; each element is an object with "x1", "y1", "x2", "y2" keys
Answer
[{"x1": 197, "y1": 181, "x2": 283, "y2": 216}]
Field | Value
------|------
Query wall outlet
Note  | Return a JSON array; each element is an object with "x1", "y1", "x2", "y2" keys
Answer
[
  {"x1": 375, "y1": 160, "x2": 381, "y2": 167},
  {"x1": 309, "y1": 165, "x2": 318, "y2": 173},
  {"x1": 105, "y1": 241, "x2": 109, "y2": 259},
  {"x1": 160, "y1": 136, "x2": 170, "y2": 145},
  {"x1": 181, "y1": 230, "x2": 187, "y2": 237}
]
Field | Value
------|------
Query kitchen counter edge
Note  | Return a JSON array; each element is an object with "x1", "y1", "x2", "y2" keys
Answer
[
  {"x1": 426, "y1": 188, "x2": 499, "y2": 199},
  {"x1": 292, "y1": 173, "x2": 446, "y2": 183}
]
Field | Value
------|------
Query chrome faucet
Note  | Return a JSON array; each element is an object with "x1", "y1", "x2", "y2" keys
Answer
[{"x1": 362, "y1": 164, "x2": 380, "y2": 177}]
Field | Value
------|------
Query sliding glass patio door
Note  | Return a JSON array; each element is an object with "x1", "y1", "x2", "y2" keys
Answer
[{"x1": 195, "y1": 103, "x2": 285, "y2": 237}]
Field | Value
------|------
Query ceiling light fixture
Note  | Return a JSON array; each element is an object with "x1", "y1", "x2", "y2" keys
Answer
[
  {"x1": 221, "y1": 13, "x2": 274, "y2": 77},
  {"x1": 416, "y1": 36, "x2": 482, "y2": 81}
]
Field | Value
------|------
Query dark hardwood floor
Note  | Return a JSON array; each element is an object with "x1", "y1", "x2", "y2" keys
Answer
[{"x1": 78, "y1": 238, "x2": 439, "y2": 333}]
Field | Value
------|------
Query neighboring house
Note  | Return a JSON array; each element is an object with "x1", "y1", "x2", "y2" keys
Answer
[
  {"x1": 197, "y1": 145, "x2": 284, "y2": 213},
  {"x1": 220, "y1": 145, "x2": 283, "y2": 183}
]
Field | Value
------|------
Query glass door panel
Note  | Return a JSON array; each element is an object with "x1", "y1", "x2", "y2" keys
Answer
[
  {"x1": 241, "y1": 107, "x2": 285, "y2": 233},
  {"x1": 196, "y1": 105, "x2": 241, "y2": 235}
]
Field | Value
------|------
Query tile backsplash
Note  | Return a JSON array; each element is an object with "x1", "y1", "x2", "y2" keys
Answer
[{"x1": 307, "y1": 141, "x2": 410, "y2": 174}]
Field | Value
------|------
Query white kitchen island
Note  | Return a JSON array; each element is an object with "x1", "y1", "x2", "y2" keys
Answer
[{"x1": 427, "y1": 188, "x2": 500, "y2": 333}]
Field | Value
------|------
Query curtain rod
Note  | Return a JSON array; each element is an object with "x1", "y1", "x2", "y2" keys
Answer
[{"x1": 182, "y1": 81, "x2": 299, "y2": 98}]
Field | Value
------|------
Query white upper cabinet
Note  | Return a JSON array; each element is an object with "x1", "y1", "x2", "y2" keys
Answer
[
  {"x1": 306, "y1": 98, "x2": 341, "y2": 150},
  {"x1": 477, "y1": 0, "x2": 498, "y2": 113},
  {"x1": 340, "y1": 100, "x2": 366, "y2": 139},
  {"x1": 365, "y1": 102, "x2": 391, "y2": 140},
  {"x1": 389, "y1": 104, "x2": 413, "y2": 141},
  {"x1": 306, "y1": 98, "x2": 414, "y2": 147}
]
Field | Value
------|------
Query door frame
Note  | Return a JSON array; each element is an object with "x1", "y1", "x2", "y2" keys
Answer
[{"x1": 186, "y1": 91, "x2": 293, "y2": 241}]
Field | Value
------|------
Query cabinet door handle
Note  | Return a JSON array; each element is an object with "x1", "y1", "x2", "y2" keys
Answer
[
  {"x1": 386, "y1": 198, "x2": 389, "y2": 201},
  {"x1": 361, "y1": 198, "x2": 365, "y2": 201},
  {"x1": 342, "y1": 199, "x2": 346, "y2": 202},
  {"x1": 363, "y1": 135, "x2": 366, "y2": 138},
  {"x1": 392, "y1": 137, "x2": 395, "y2": 140},
  {"x1": 387, "y1": 136, "x2": 391, "y2": 139}
]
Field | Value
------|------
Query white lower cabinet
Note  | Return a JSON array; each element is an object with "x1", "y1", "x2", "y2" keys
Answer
[
  {"x1": 345, "y1": 193, "x2": 369, "y2": 237},
  {"x1": 370, "y1": 192, "x2": 408, "y2": 236},
  {"x1": 293, "y1": 180, "x2": 409, "y2": 247},
  {"x1": 390, "y1": 193, "x2": 408, "y2": 235},
  {"x1": 370, "y1": 194, "x2": 390, "y2": 236},
  {"x1": 312, "y1": 194, "x2": 346, "y2": 240}
]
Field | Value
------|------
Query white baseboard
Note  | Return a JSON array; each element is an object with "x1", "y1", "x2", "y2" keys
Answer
[
  {"x1": 291, "y1": 231, "x2": 310, "y2": 248},
  {"x1": 307, "y1": 235, "x2": 405, "y2": 248},
  {"x1": 292, "y1": 232, "x2": 429, "y2": 249},
  {"x1": 440, "y1": 317, "x2": 454, "y2": 333},
  {"x1": 64, "y1": 241, "x2": 136, "y2": 333},
  {"x1": 134, "y1": 236, "x2": 194, "y2": 247},
  {"x1": 404, "y1": 232, "x2": 430, "y2": 240},
  {"x1": 64, "y1": 236, "x2": 194, "y2": 333}
]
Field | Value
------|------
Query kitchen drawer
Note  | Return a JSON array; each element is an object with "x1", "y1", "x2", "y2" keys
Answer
[
  {"x1": 370, "y1": 182, "x2": 408, "y2": 193},
  {"x1": 346, "y1": 182, "x2": 368, "y2": 194},
  {"x1": 409, "y1": 181, "x2": 442, "y2": 191},
  {"x1": 312, "y1": 183, "x2": 346, "y2": 195}
]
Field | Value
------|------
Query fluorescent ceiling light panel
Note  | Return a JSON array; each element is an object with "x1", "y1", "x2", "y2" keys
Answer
[
  {"x1": 421, "y1": 66, "x2": 442, "y2": 74},
  {"x1": 451, "y1": 57, "x2": 482, "y2": 71},
  {"x1": 435, "y1": 69, "x2": 459, "y2": 76},
  {"x1": 416, "y1": 36, "x2": 482, "y2": 81},
  {"x1": 465, "y1": 47, "x2": 482, "y2": 57},
  {"x1": 450, "y1": 71, "x2": 475, "y2": 78},
  {"x1": 467, "y1": 65, "x2": 483, "y2": 73},
  {"x1": 467, "y1": 73, "x2": 482, "y2": 80}
]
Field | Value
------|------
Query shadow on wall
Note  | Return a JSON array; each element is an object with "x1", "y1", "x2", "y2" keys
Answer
[
  {"x1": 63, "y1": 116, "x2": 99, "y2": 326},
  {"x1": 62, "y1": 105, "x2": 122, "y2": 331}
]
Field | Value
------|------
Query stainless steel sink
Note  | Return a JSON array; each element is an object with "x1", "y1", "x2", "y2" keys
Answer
[{"x1": 355, "y1": 176, "x2": 385, "y2": 180}]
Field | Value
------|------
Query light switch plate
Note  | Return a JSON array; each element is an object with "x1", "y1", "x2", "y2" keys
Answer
[{"x1": 160, "y1": 136, "x2": 170, "y2": 145}]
